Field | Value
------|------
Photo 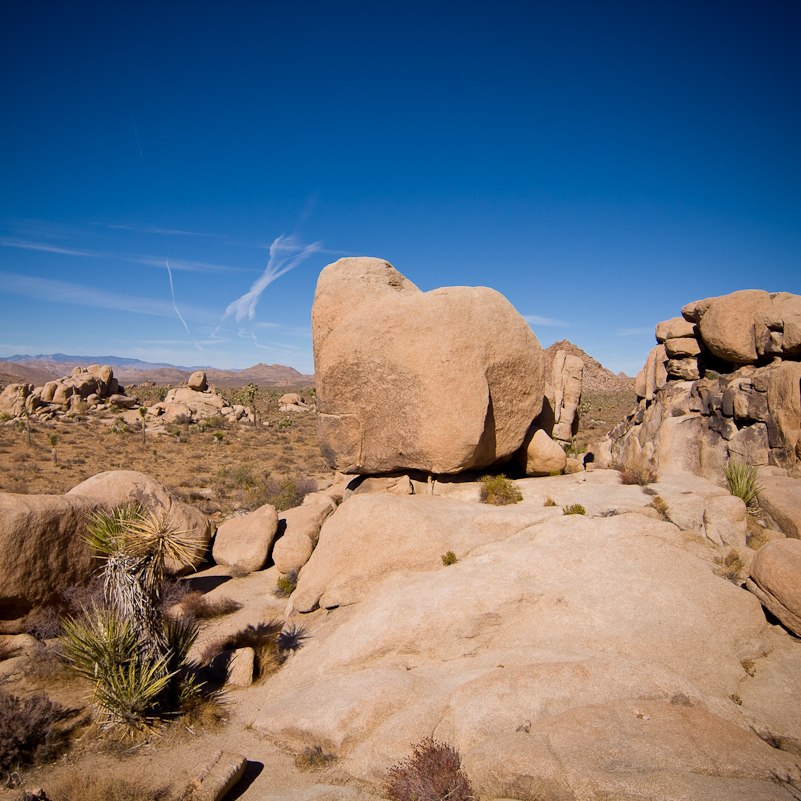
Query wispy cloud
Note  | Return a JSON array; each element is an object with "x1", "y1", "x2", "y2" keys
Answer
[
  {"x1": 0, "y1": 236, "x2": 242, "y2": 273},
  {"x1": 523, "y1": 314, "x2": 570, "y2": 327},
  {"x1": 165, "y1": 259, "x2": 206, "y2": 351},
  {"x1": 223, "y1": 235, "x2": 322, "y2": 322},
  {"x1": 616, "y1": 327, "x2": 653, "y2": 337},
  {"x1": 0, "y1": 270, "x2": 217, "y2": 323},
  {"x1": 96, "y1": 222, "x2": 224, "y2": 238}
]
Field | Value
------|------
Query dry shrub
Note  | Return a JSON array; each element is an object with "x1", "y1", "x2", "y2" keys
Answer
[
  {"x1": 544, "y1": 497, "x2": 558, "y2": 507},
  {"x1": 385, "y1": 738, "x2": 475, "y2": 801},
  {"x1": 177, "y1": 591, "x2": 242, "y2": 621},
  {"x1": 615, "y1": 461, "x2": 658, "y2": 486},
  {"x1": 0, "y1": 690, "x2": 66, "y2": 774},
  {"x1": 479, "y1": 475, "x2": 522, "y2": 505},
  {"x1": 716, "y1": 550, "x2": 746, "y2": 584},
  {"x1": 648, "y1": 496, "x2": 669, "y2": 521},
  {"x1": 294, "y1": 744, "x2": 335, "y2": 771},
  {"x1": 48, "y1": 771, "x2": 170, "y2": 801}
]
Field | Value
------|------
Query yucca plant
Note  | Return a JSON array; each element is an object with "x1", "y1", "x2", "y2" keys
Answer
[
  {"x1": 725, "y1": 460, "x2": 762, "y2": 509},
  {"x1": 60, "y1": 506, "x2": 199, "y2": 734}
]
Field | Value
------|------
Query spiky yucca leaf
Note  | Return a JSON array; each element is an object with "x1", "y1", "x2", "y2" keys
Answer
[
  {"x1": 725, "y1": 460, "x2": 762, "y2": 508},
  {"x1": 123, "y1": 511, "x2": 197, "y2": 586},
  {"x1": 164, "y1": 615, "x2": 199, "y2": 673},
  {"x1": 84, "y1": 504, "x2": 146, "y2": 556},
  {"x1": 59, "y1": 604, "x2": 138, "y2": 683},
  {"x1": 91, "y1": 653, "x2": 175, "y2": 733}
]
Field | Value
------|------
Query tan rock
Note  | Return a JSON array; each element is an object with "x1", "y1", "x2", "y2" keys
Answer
[
  {"x1": 766, "y1": 361, "x2": 801, "y2": 468},
  {"x1": 212, "y1": 504, "x2": 279, "y2": 573},
  {"x1": 272, "y1": 503, "x2": 335, "y2": 575},
  {"x1": 703, "y1": 494, "x2": 748, "y2": 548},
  {"x1": 188, "y1": 370, "x2": 208, "y2": 391},
  {"x1": 161, "y1": 402, "x2": 192, "y2": 425},
  {"x1": 312, "y1": 257, "x2": 544, "y2": 474},
  {"x1": 518, "y1": 428, "x2": 566, "y2": 476},
  {"x1": 756, "y1": 292, "x2": 801, "y2": 358},
  {"x1": 665, "y1": 336, "x2": 702, "y2": 358},
  {"x1": 634, "y1": 367, "x2": 646, "y2": 398},
  {"x1": 345, "y1": 474, "x2": 414, "y2": 498},
  {"x1": 747, "y1": 539, "x2": 801, "y2": 635},
  {"x1": 182, "y1": 750, "x2": 246, "y2": 801},
  {"x1": 697, "y1": 290, "x2": 773, "y2": 364},
  {"x1": 758, "y1": 475, "x2": 801, "y2": 538},
  {"x1": 67, "y1": 470, "x2": 212, "y2": 573},
  {"x1": 656, "y1": 316, "x2": 696, "y2": 342},
  {"x1": 0, "y1": 383, "x2": 32, "y2": 417},
  {"x1": 666, "y1": 357, "x2": 700, "y2": 380},
  {"x1": 226, "y1": 647, "x2": 255, "y2": 688},
  {"x1": 0, "y1": 493, "x2": 99, "y2": 616}
]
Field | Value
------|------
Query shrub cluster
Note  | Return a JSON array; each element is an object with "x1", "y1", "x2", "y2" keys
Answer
[{"x1": 0, "y1": 690, "x2": 64, "y2": 776}]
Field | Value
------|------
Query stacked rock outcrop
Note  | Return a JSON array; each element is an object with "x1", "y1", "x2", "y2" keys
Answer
[
  {"x1": 606, "y1": 290, "x2": 801, "y2": 481},
  {"x1": 312, "y1": 257, "x2": 545, "y2": 474},
  {"x1": 0, "y1": 364, "x2": 133, "y2": 419},
  {"x1": 148, "y1": 371, "x2": 249, "y2": 425}
]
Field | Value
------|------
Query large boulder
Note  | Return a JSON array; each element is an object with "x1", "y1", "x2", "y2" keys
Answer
[
  {"x1": 312, "y1": 257, "x2": 545, "y2": 474},
  {"x1": 0, "y1": 384, "x2": 32, "y2": 417},
  {"x1": 0, "y1": 493, "x2": 99, "y2": 617},
  {"x1": 188, "y1": 370, "x2": 208, "y2": 391},
  {"x1": 747, "y1": 539, "x2": 801, "y2": 635},
  {"x1": 67, "y1": 471, "x2": 212, "y2": 573},
  {"x1": 517, "y1": 428, "x2": 567, "y2": 476}
]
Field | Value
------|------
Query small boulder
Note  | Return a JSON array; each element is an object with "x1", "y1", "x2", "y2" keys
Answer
[
  {"x1": 212, "y1": 504, "x2": 279, "y2": 573},
  {"x1": 272, "y1": 502, "x2": 336, "y2": 575},
  {"x1": 518, "y1": 428, "x2": 567, "y2": 476},
  {"x1": 655, "y1": 316, "x2": 696, "y2": 342}
]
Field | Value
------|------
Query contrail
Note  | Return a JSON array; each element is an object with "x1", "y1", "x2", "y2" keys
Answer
[
  {"x1": 131, "y1": 115, "x2": 144, "y2": 164},
  {"x1": 166, "y1": 259, "x2": 205, "y2": 350},
  {"x1": 223, "y1": 234, "x2": 321, "y2": 322}
]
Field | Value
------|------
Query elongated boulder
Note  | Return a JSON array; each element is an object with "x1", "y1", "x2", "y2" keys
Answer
[{"x1": 312, "y1": 258, "x2": 544, "y2": 474}]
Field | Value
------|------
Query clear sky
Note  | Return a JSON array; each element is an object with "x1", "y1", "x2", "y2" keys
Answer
[{"x1": 1, "y1": 1, "x2": 799, "y2": 375}]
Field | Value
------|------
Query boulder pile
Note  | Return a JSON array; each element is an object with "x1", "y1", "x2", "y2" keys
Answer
[
  {"x1": 0, "y1": 364, "x2": 134, "y2": 419},
  {"x1": 312, "y1": 257, "x2": 546, "y2": 475},
  {"x1": 148, "y1": 371, "x2": 249, "y2": 425},
  {"x1": 604, "y1": 290, "x2": 801, "y2": 480}
]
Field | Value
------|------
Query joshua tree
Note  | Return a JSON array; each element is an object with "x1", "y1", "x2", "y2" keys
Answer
[
  {"x1": 139, "y1": 406, "x2": 147, "y2": 444},
  {"x1": 60, "y1": 505, "x2": 199, "y2": 733},
  {"x1": 236, "y1": 382, "x2": 259, "y2": 426}
]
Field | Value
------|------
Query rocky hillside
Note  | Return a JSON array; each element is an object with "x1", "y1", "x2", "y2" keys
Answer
[{"x1": 544, "y1": 339, "x2": 635, "y2": 393}]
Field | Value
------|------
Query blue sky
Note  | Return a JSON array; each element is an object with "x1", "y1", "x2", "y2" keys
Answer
[{"x1": 1, "y1": 1, "x2": 799, "y2": 375}]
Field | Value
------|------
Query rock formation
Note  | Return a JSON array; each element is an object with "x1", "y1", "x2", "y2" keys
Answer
[
  {"x1": 605, "y1": 290, "x2": 801, "y2": 481},
  {"x1": 0, "y1": 364, "x2": 130, "y2": 419},
  {"x1": 312, "y1": 257, "x2": 545, "y2": 474}
]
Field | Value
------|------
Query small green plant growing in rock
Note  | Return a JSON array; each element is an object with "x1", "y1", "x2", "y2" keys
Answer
[
  {"x1": 384, "y1": 738, "x2": 475, "y2": 801},
  {"x1": 725, "y1": 460, "x2": 761, "y2": 509},
  {"x1": 441, "y1": 551, "x2": 458, "y2": 566},
  {"x1": 479, "y1": 474, "x2": 522, "y2": 505},
  {"x1": 274, "y1": 569, "x2": 298, "y2": 598},
  {"x1": 564, "y1": 504, "x2": 586, "y2": 515}
]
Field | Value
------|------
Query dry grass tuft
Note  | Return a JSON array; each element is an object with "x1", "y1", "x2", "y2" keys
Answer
[
  {"x1": 384, "y1": 738, "x2": 475, "y2": 801},
  {"x1": 716, "y1": 550, "x2": 746, "y2": 584},
  {"x1": 615, "y1": 461, "x2": 658, "y2": 486},
  {"x1": 648, "y1": 496, "x2": 670, "y2": 521},
  {"x1": 48, "y1": 771, "x2": 170, "y2": 801},
  {"x1": 175, "y1": 591, "x2": 242, "y2": 622},
  {"x1": 544, "y1": 497, "x2": 558, "y2": 507}
]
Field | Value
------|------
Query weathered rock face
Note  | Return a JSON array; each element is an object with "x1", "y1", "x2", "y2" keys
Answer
[
  {"x1": 0, "y1": 493, "x2": 99, "y2": 617},
  {"x1": 312, "y1": 257, "x2": 545, "y2": 474},
  {"x1": 532, "y1": 349, "x2": 584, "y2": 450},
  {"x1": 67, "y1": 470, "x2": 213, "y2": 573},
  {"x1": 252, "y1": 490, "x2": 795, "y2": 798},
  {"x1": 606, "y1": 290, "x2": 801, "y2": 482}
]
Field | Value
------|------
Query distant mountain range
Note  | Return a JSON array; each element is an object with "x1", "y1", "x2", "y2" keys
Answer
[{"x1": 0, "y1": 354, "x2": 314, "y2": 389}]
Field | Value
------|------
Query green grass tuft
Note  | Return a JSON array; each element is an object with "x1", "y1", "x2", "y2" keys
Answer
[
  {"x1": 564, "y1": 504, "x2": 586, "y2": 515},
  {"x1": 725, "y1": 460, "x2": 761, "y2": 508},
  {"x1": 441, "y1": 551, "x2": 457, "y2": 566}
]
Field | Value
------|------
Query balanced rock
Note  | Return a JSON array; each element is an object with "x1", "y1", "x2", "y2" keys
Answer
[
  {"x1": 188, "y1": 370, "x2": 208, "y2": 392},
  {"x1": 312, "y1": 257, "x2": 544, "y2": 474}
]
